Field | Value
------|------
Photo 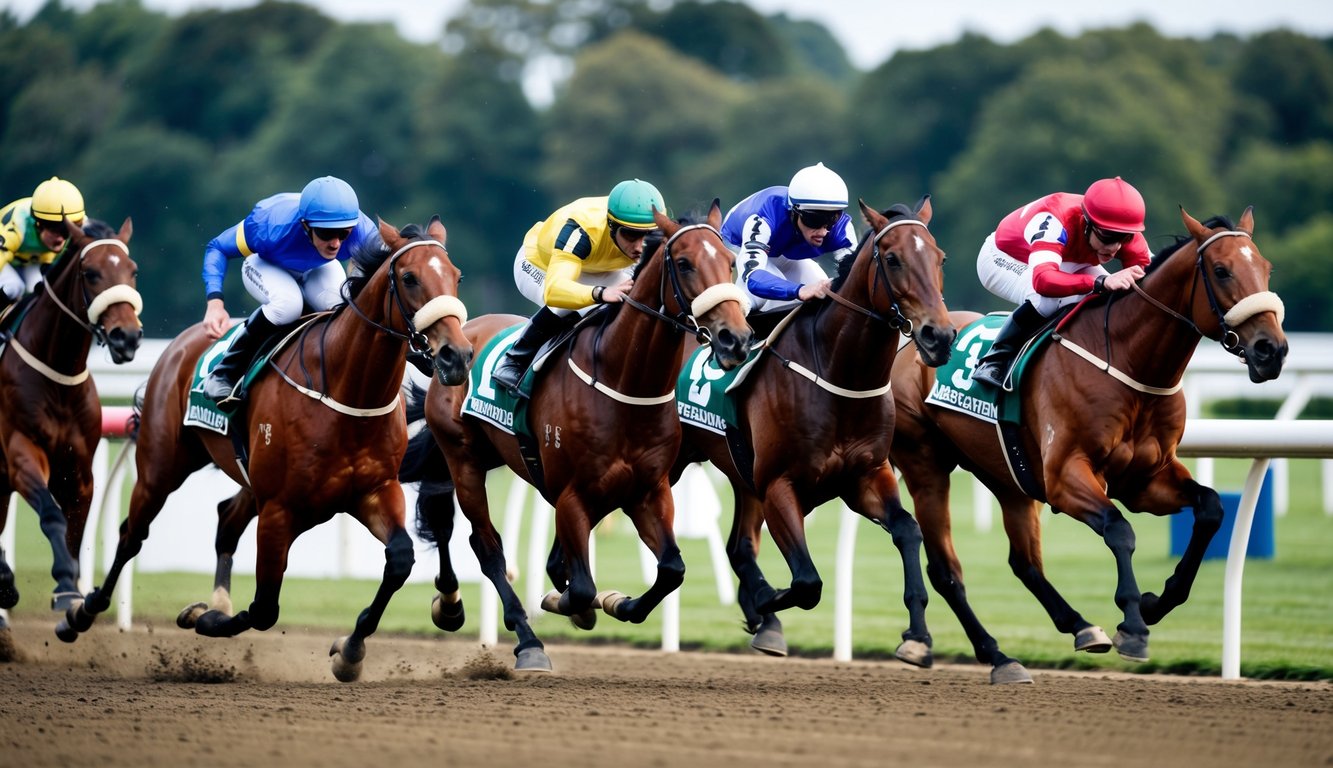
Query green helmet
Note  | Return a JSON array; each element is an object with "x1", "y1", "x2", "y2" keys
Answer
[{"x1": 607, "y1": 179, "x2": 665, "y2": 230}]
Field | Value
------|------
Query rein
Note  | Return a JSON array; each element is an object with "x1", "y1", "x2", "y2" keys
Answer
[
  {"x1": 769, "y1": 217, "x2": 926, "y2": 400},
  {"x1": 1058, "y1": 226, "x2": 1283, "y2": 395},
  {"x1": 583, "y1": 222, "x2": 747, "y2": 406},
  {"x1": 14, "y1": 238, "x2": 143, "y2": 386}
]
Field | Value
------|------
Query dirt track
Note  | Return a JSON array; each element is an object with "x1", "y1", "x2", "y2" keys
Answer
[{"x1": 1, "y1": 617, "x2": 1330, "y2": 768}]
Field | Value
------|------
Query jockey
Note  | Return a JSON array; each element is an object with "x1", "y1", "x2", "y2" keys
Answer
[
  {"x1": 200, "y1": 175, "x2": 377, "y2": 405},
  {"x1": 722, "y1": 162, "x2": 857, "y2": 314},
  {"x1": 491, "y1": 178, "x2": 666, "y2": 395},
  {"x1": 972, "y1": 176, "x2": 1153, "y2": 388},
  {"x1": 0, "y1": 176, "x2": 86, "y2": 313}
]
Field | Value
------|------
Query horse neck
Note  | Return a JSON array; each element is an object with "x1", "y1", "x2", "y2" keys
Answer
[
  {"x1": 802, "y1": 256, "x2": 897, "y2": 387},
  {"x1": 1086, "y1": 247, "x2": 1205, "y2": 386},
  {"x1": 16, "y1": 277, "x2": 94, "y2": 374},
  {"x1": 307, "y1": 270, "x2": 409, "y2": 406},
  {"x1": 585, "y1": 256, "x2": 685, "y2": 397}
]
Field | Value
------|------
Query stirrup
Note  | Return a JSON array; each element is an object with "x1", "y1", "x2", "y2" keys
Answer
[{"x1": 972, "y1": 361, "x2": 1007, "y2": 388}]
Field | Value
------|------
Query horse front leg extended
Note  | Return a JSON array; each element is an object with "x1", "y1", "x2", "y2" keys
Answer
[
  {"x1": 453, "y1": 463, "x2": 549, "y2": 672},
  {"x1": 854, "y1": 465, "x2": 932, "y2": 668},
  {"x1": 727, "y1": 489, "x2": 785, "y2": 656},
  {"x1": 194, "y1": 500, "x2": 295, "y2": 641},
  {"x1": 330, "y1": 522, "x2": 415, "y2": 684},
  {"x1": 599, "y1": 482, "x2": 685, "y2": 624},
  {"x1": 756, "y1": 478, "x2": 821, "y2": 613},
  {"x1": 1129, "y1": 467, "x2": 1223, "y2": 626}
]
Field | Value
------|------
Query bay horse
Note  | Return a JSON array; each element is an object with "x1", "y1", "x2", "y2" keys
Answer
[
  {"x1": 672, "y1": 197, "x2": 955, "y2": 665},
  {"x1": 62, "y1": 219, "x2": 473, "y2": 682},
  {"x1": 889, "y1": 207, "x2": 1287, "y2": 683},
  {"x1": 403, "y1": 204, "x2": 752, "y2": 672},
  {"x1": 0, "y1": 217, "x2": 141, "y2": 628}
]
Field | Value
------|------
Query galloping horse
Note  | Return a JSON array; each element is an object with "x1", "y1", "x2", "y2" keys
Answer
[
  {"x1": 63, "y1": 219, "x2": 472, "y2": 682},
  {"x1": 889, "y1": 207, "x2": 1287, "y2": 683},
  {"x1": 0, "y1": 218, "x2": 141, "y2": 627},
  {"x1": 404, "y1": 204, "x2": 751, "y2": 671},
  {"x1": 673, "y1": 197, "x2": 955, "y2": 665}
]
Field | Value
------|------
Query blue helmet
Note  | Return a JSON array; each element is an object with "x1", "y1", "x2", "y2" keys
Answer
[{"x1": 298, "y1": 176, "x2": 360, "y2": 228}]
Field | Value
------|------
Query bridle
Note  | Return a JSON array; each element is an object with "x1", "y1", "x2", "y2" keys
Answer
[
  {"x1": 619, "y1": 222, "x2": 746, "y2": 344},
  {"x1": 823, "y1": 217, "x2": 926, "y2": 336},
  {"x1": 36, "y1": 238, "x2": 143, "y2": 349}
]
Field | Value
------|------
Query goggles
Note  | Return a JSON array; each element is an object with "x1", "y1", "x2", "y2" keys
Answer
[
  {"x1": 796, "y1": 209, "x2": 841, "y2": 231},
  {"x1": 1088, "y1": 223, "x2": 1133, "y2": 245},
  {"x1": 309, "y1": 225, "x2": 354, "y2": 242}
]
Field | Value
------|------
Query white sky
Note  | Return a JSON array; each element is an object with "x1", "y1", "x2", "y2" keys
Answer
[{"x1": 5, "y1": 0, "x2": 1332, "y2": 70}]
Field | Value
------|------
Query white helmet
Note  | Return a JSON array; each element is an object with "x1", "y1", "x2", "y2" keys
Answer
[{"x1": 787, "y1": 163, "x2": 848, "y2": 211}]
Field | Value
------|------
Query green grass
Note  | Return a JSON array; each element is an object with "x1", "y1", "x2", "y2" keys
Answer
[{"x1": 5, "y1": 457, "x2": 1330, "y2": 679}]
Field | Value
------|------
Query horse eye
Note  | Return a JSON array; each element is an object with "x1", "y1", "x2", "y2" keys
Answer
[
  {"x1": 885, "y1": 252, "x2": 902, "y2": 268},
  {"x1": 1212, "y1": 264, "x2": 1230, "y2": 280},
  {"x1": 83, "y1": 269, "x2": 101, "y2": 283},
  {"x1": 675, "y1": 257, "x2": 694, "y2": 273},
  {"x1": 401, "y1": 271, "x2": 420, "y2": 287}
]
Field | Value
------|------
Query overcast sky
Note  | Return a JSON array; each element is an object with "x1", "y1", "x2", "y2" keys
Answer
[{"x1": 6, "y1": 0, "x2": 1332, "y2": 69}]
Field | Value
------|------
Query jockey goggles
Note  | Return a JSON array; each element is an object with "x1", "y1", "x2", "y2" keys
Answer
[
  {"x1": 1088, "y1": 223, "x2": 1133, "y2": 245},
  {"x1": 796, "y1": 209, "x2": 841, "y2": 231},
  {"x1": 308, "y1": 225, "x2": 354, "y2": 242}
]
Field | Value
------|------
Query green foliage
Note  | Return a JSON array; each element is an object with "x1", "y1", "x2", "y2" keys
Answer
[
  {"x1": 1262, "y1": 212, "x2": 1333, "y2": 332},
  {"x1": 1233, "y1": 30, "x2": 1333, "y2": 145}
]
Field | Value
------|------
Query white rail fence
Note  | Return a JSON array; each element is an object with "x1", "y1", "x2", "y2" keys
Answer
[{"x1": 1, "y1": 336, "x2": 1329, "y2": 680}]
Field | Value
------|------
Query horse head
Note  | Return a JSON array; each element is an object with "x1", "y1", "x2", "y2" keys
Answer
[
  {"x1": 854, "y1": 196, "x2": 954, "y2": 367},
  {"x1": 1181, "y1": 206, "x2": 1288, "y2": 382},
  {"x1": 648, "y1": 201, "x2": 752, "y2": 370},
  {"x1": 376, "y1": 217, "x2": 473, "y2": 386},
  {"x1": 52, "y1": 217, "x2": 143, "y2": 363}
]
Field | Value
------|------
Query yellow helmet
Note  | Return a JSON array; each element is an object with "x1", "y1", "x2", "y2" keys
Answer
[{"x1": 31, "y1": 177, "x2": 85, "y2": 223}]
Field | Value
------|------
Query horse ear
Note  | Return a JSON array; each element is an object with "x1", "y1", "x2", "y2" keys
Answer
[
  {"x1": 1238, "y1": 205, "x2": 1255, "y2": 235},
  {"x1": 1179, "y1": 206, "x2": 1207, "y2": 240},
  {"x1": 377, "y1": 217, "x2": 400, "y2": 243},
  {"x1": 652, "y1": 206, "x2": 677, "y2": 235},
  {"x1": 708, "y1": 198, "x2": 722, "y2": 229},
  {"x1": 915, "y1": 194, "x2": 933, "y2": 225},
  {"x1": 427, "y1": 215, "x2": 447, "y2": 243},
  {"x1": 857, "y1": 198, "x2": 882, "y2": 229},
  {"x1": 118, "y1": 216, "x2": 133, "y2": 243}
]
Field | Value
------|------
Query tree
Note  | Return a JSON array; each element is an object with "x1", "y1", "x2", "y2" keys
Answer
[
  {"x1": 1263, "y1": 212, "x2": 1333, "y2": 332},
  {"x1": 1232, "y1": 30, "x2": 1333, "y2": 146},
  {"x1": 1226, "y1": 141, "x2": 1333, "y2": 238}
]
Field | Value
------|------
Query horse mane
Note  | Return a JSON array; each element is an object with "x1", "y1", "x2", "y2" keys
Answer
[
  {"x1": 340, "y1": 223, "x2": 433, "y2": 302},
  {"x1": 634, "y1": 211, "x2": 711, "y2": 280},
  {"x1": 1144, "y1": 214, "x2": 1235, "y2": 278},
  {"x1": 46, "y1": 218, "x2": 117, "y2": 281},
  {"x1": 80, "y1": 218, "x2": 116, "y2": 239},
  {"x1": 830, "y1": 199, "x2": 922, "y2": 291}
]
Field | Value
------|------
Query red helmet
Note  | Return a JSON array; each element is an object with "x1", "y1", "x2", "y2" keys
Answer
[{"x1": 1082, "y1": 177, "x2": 1145, "y2": 233}]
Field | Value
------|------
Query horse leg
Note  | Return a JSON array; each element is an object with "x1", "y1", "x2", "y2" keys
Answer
[
  {"x1": 452, "y1": 461, "x2": 549, "y2": 671},
  {"x1": 330, "y1": 483, "x2": 416, "y2": 683},
  {"x1": 851, "y1": 465, "x2": 932, "y2": 668},
  {"x1": 178, "y1": 490, "x2": 254, "y2": 629},
  {"x1": 194, "y1": 500, "x2": 294, "y2": 640},
  {"x1": 539, "y1": 537, "x2": 601, "y2": 631},
  {"x1": 727, "y1": 489, "x2": 785, "y2": 656},
  {"x1": 598, "y1": 481, "x2": 685, "y2": 624},
  {"x1": 756, "y1": 478, "x2": 821, "y2": 613},
  {"x1": 899, "y1": 452, "x2": 1029, "y2": 682},
  {"x1": 995, "y1": 488, "x2": 1111, "y2": 655},
  {"x1": 416, "y1": 479, "x2": 466, "y2": 632},
  {"x1": 1128, "y1": 465, "x2": 1223, "y2": 626},
  {"x1": 0, "y1": 489, "x2": 17, "y2": 608}
]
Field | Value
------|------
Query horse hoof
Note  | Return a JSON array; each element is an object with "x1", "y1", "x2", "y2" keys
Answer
[
  {"x1": 990, "y1": 660, "x2": 1033, "y2": 685},
  {"x1": 177, "y1": 602, "x2": 208, "y2": 630},
  {"x1": 539, "y1": 589, "x2": 564, "y2": 615},
  {"x1": 1112, "y1": 630, "x2": 1150, "y2": 663},
  {"x1": 329, "y1": 636, "x2": 366, "y2": 683},
  {"x1": 570, "y1": 607, "x2": 597, "y2": 631},
  {"x1": 750, "y1": 616, "x2": 787, "y2": 657},
  {"x1": 431, "y1": 594, "x2": 466, "y2": 632},
  {"x1": 596, "y1": 590, "x2": 627, "y2": 620},
  {"x1": 54, "y1": 619, "x2": 79, "y2": 644},
  {"x1": 50, "y1": 591, "x2": 82, "y2": 613},
  {"x1": 514, "y1": 647, "x2": 553, "y2": 673},
  {"x1": 1075, "y1": 626, "x2": 1113, "y2": 653},
  {"x1": 894, "y1": 639, "x2": 933, "y2": 668},
  {"x1": 67, "y1": 602, "x2": 96, "y2": 633}
]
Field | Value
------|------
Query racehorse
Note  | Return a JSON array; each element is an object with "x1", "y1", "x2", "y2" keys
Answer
[
  {"x1": 0, "y1": 218, "x2": 141, "y2": 627},
  {"x1": 402, "y1": 203, "x2": 752, "y2": 671},
  {"x1": 889, "y1": 207, "x2": 1288, "y2": 683},
  {"x1": 61, "y1": 218, "x2": 472, "y2": 682},
  {"x1": 672, "y1": 197, "x2": 955, "y2": 666}
]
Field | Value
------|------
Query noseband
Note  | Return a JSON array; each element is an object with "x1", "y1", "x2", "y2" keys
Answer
[
  {"x1": 37, "y1": 238, "x2": 143, "y2": 348},
  {"x1": 342, "y1": 238, "x2": 468, "y2": 366}
]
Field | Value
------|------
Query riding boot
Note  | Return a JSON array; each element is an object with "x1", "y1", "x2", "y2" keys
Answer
[
  {"x1": 492, "y1": 307, "x2": 569, "y2": 395},
  {"x1": 972, "y1": 301, "x2": 1047, "y2": 388},
  {"x1": 202, "y1": 308, "x2": 281, "y2": 404}
]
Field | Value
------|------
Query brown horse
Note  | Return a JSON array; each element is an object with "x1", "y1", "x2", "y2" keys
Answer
[
  {"x1": 889, "y1": 207, "x2": 1288, "y2": 683},
  {"x1": 673, "y1": 197, "x2": 954, "y2": 665},
  {"x1": 63, "y1": 219, "x2": 473, "y2": 682},
  {"x1": 403, "y1": 204, "x2": 752, "y2": 671},
  {"x1": 0, "y1": 218, "x2": 141, "y2": 626}
]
